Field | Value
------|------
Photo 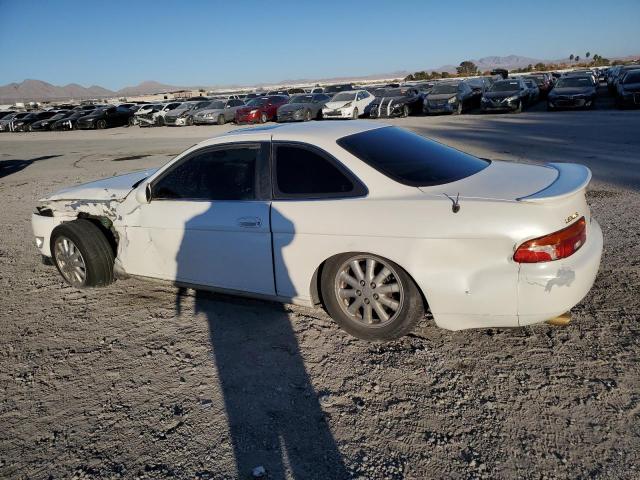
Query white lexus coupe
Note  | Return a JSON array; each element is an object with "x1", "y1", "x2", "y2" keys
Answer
[{"x1": 32, "y1": 122, "x2": 602, "y2": 340}]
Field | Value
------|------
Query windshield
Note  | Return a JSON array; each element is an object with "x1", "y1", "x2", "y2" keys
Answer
[
  {"x1": 623, "y1": 71, "x2": 640, "y2": 83},
  {"x1": 430, "y1": 83, "x2": 458, "y2": 95},
  {"x1": 208, "y1": 101, "x2": 226, "y2": 109},
  {"x1": 49, "y1": 112, "x2": 69, "y2": 120},
  {"x1": 246, "y1": 98, "x2": 268, "y2": 107},
  {"x1": 556, "y1": 77, "x2": 593, "y2": 88},
  {"x1": 375, "y1": 88, "x2": 404, "y2": 97},
  {"x1": 332, "y1": 92, "x2": 356, "y2": 102},
  {"x1": 289, "y1": 95, "x2": 313, "y2": 104},
  {"x1": 489, "y1": 81, "x2": 520, "y2": 92},
  {"x1": 337, "y1": 126, "x2": 489, "y2": 187}
]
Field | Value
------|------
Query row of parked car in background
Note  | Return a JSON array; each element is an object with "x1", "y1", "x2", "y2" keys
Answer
[{"x1": 1, "y1": 65, "x2": 638, "y2": 132}]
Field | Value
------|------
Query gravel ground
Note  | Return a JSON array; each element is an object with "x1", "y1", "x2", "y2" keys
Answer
[{"x1": 1, "y1": 96, "x2": 639, "y2": 479}]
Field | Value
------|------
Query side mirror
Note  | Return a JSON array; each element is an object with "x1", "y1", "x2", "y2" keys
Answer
[{"x1": 135, "y1": 182, "x2": 151, "y2": 204}]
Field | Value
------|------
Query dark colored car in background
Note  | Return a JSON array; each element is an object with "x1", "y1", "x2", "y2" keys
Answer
[
  {"x1": 12, "y1": 111, "x2": 60, "y2": 131},
  {"x1": 547, "y1": 76, "x2": 597, "y2": 110},
  {"x1": 480, "y1": 78, "x2": 530, "y2": 113},
  {"x1": 235, "y1": 95, "x2": 288, "y2": 123},
  {"x1": 30, "y1": 110, "x2": 73, "y2": 131},
  {"x1": 0, "y1": 110, "x2": 16, "y2": 120},
  {"x1": 76, "y1": 106, "x2": 133, "y2": 129},
  {"x1": 424, "y1": 81, "x2": 477, "y2": 114},
  {"x1": 52, "y1": 109, "x2": 101, "y2": 130},
  {"x1": 277, "y1": 93, "x2": 331, "y2": 122},
  {"x1": 616, "y1": 69, "x2": 640, "y2": 108},
  {"x1": 324, "y1": 84, "x2": 354, "y2": 95},
  {"x1": 369, "y1": 87, "x2": 423, "y2": 118},
  {"x1": 0, "y1": 112, "x2": 30, "y2": 132},
  {"x1": 526, "y1": 73, "x2": 554, "y2": 97}
]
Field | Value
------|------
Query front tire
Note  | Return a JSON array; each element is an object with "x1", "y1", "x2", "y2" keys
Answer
[
  {"x1": 217, "y1": 114, "x2": 225, "y2": 125},
  {"x1": 260, "y1": 112, "x2": 267, "y2": 123},
  {"x1": 96, "y1": 119, "x2": 107, "y2": 129},
  {"x1": 351, "y1": 107, "x2": 359, "y2": 119},
  {"x1": 156, "y1": 116, "x2": 165, "y2": 126},
  {"x1": 515, "y1": 101, "x2": 523, "y2": 113},
  {"x1": 50, "y1": 219, "x2": 115, "y2": 288},
  {"x1": 320, "y1": 253, "x2": 424, "y2": 341},
  {"x1": 401, "y1": 105, "x2": 410, "y2": 118},
  {"x1": 304, "y1": 109, "x2": 312, "y2": 121}
]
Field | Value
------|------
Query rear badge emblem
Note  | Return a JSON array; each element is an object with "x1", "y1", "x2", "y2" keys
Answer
[{"x1": 565, "y1": 212, "x2": 579, "y2": 224}]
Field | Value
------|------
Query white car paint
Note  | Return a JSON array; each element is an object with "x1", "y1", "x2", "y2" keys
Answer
[
  {"x1": 32, "y1": 121, "x2": 603, "y2": 331},
  {"x1": 322, "y1": 90, "x2": 374, "y2": 119}
]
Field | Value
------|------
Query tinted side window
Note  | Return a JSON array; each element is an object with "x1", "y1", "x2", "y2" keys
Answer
[
  {"x1": 274, "y1": 145, "x2": 356, "y2": 197},
  {"x1": 337, "y1": 126, "x2": 489, "y2": 187},
  {"x1": 153, "y1": 147, "x2": 258, "y2": 201}
]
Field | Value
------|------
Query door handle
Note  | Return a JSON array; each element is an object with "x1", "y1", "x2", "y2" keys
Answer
[{"x1": 237, "y1": 216, "x2": 262, "y2": 228}]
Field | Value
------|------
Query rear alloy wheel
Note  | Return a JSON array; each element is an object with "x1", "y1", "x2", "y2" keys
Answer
[
  {"x1": 96, "y1": 119, "x2": 107, "y2": 129},
  {"x1": 321, "y1": 253, "x2": 424, "y2": 341},
  {"x1": 217, "y1": 114, "x2": 225, "y2": 125},
  {"x1": 50, "y1": 219, "x2": 115, "y2": 288},
  {"x1": 351, "y1": 107, "x2": 359, "y2": 119}
]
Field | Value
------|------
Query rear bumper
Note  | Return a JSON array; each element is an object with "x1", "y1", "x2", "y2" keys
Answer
[{"x1": 517, "y1": 218, "x2": 603, "y2": 326}]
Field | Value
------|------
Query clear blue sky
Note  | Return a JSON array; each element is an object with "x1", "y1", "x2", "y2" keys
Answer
[{"x1": 1, "y1": 0, "x2": 639, "y2": 89}]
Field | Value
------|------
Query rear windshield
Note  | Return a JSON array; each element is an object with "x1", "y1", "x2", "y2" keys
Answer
[{"x1": 337, "y1": 126, "x2": 489, "y2": 187}]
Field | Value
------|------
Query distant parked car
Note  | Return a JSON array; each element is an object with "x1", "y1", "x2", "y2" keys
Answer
[
  {"x1": 235, "y1": 96, "x2": 289, "y2": 124},
  {"x1": 615, "y1": 69, "x2": 640, "y2": 109},
  {"x1": 31, "y1": 110, "x2": 74, "y2": 131},
  {"x1": 193, "y1": 99, "x2": 246, "y2": 125},
  {"x1": 564, "y1": 70, "x2": 598, "y2": 87},
  {"x1": 52, "y1": 109, "x2": 101, "y2": 130},
  {"x1": 76, "y1": 106, "x2": 134, "y2": 129},
  {"x1": 480, "y1": 78, "x2": 530, "y2": 113},
  {"x1": 13, "y1": 111, "x2": 61, "y2": 131},
  {"x1": 277, "y1": 94, "x2": 330, "y2": 122},
  {"x1": 526, "y1": 73, "x2": 554, "y2": 97},
  {"x1": 424, "y1": 81, "x2": 477, "y2": 115},
  {"x1": 267, "y1": 90, "x2": 290, "y2": 96},
  {"x1": 164, "y1": 101, "x2": 212, "y2": 126},
  {"x1": 369, "y1": 87, "x2": 423, "y2": 118},
  {"x1": 322, "y1": 90, "x2": 374, "y2": 119},
  {"x1": 547, "y1": 76, "x2": 597, "y2": 110},
  {"x1": 287, "y1": 88, "x2": 306, "y2": 95},
  {"x1": 324, "y1": 84, "x2": 354, "y2": 95},
  {"x1": 0, "y1": 110, "x2": 16, "y2": 120},
  {"x1": 0, "y1": 112, "x2": 29, "y2": 132}
]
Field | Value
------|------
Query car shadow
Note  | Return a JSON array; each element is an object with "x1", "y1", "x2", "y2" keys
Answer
[
  {"x1": 0, "y1": 155, "x2": 62, "y2": 180},
  {"x1": 174, "y1": 203, "x2": 349, "y2": 479}
]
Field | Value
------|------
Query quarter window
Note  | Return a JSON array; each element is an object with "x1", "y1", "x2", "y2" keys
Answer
[
  {"x1": 153, "y1": 147, "x2": 258, "y2": 201},
  {"x1": 274, "y1": 145, "x2": 359, "y2": 198}
]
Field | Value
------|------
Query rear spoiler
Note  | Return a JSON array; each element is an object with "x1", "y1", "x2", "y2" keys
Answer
[{"x1": 517, "y1": 163, "x2": 592, "y2": 203}]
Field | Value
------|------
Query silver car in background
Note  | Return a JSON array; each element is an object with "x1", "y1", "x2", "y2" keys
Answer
[{"x1": 192, "y1": 99, "x2": 245, "y2": 125}]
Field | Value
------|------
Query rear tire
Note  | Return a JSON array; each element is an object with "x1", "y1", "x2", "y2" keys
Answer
[
  {"x1": 515, "y1": 101, "x2": 523, "y2": 113},
  {"x1": 50, "y1": 219, "x2": 115, "y2": 288},
  {"x1": 320, "y1": 253, "x2": 424, "y2": 341}
]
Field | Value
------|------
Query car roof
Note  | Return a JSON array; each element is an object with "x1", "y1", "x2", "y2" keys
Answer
[{"x1": 198, "y1": 120, "x2": 389, "y2": 145}]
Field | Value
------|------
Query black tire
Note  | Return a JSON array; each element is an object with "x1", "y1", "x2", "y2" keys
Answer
[
  {"x1": 156, "y1": 116, "x2": 165, "y2": 126},
  {"x1": 26, "y1": 124, "x2": 33, "y2": 132},
  {"x1": 320, "y1": 253, "x2": 425, "y2": 341},
  {"x1": 128, "y1": 117, "x2": 136, "y2": 126},
  {"x1": 453, "y1": 102, "x2": 462, "y2": 115},
  {"x1": 186, "y1": 116, "x2": 193, "y2": 126},
  {"x1": 515, "y1": 101, "x2": 523, "y2": 113},
  {"x1": 260, "y1": 112, "x2": 267, "y2": 123},
  {"x1": 50, "y1": 219, "x2": 115, "y2": 288},
  {"x1": 96, "y1": 119, "x2": 107, "y2": 129},
  {"x1": 546, "y1": 103, "x2": 555, "y2": 111},
  {"x1": 401, "y1": 105, "x2": 409, "y2": 118},
  {"x1": 351, "y1": 107, "x2": 359, "y2": 119},
  {"x1": 217, "y1": 114, "x2": 225, "y2": 125},
  {"x1": 304, "y1": 109, "x2": 312, "y2": 121}
]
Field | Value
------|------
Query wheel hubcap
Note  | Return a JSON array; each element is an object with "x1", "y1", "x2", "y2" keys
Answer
[
  {"x1": 335, "y1": 256, "x2": 404, "y2": 327},
  {"x1": 54, "y1": 236, "x2": 86, "y2": 287}
]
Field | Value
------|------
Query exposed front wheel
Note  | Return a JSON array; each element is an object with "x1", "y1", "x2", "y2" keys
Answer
[
  {"x1": 401, "y1": 105, "x2": 410, "y2": 117},
  {"x1": 515, "y1": 101, "x2": 523, "y2": 113},
  {"x1": 50, "y1": 219, "x2": 115, "y2": 288},
  {"x1": 321, "y1": 253, "x2": 424, "y2": 341},
  {"x1": 217, "y1": 114, "x2": 225, "y2": 125},
  {"x1": 156, "y1": 116, "x2": 165, "y2": 126},
  {"x1": 260, "y1": 112, "x2": 268, "y2": 123},
  {"x1": 351, "y1": 108, "x2": 359, "y2": 119},
  {"x1": 304, "y1": 109, "x2": 312, "y2": 121},
  {"x1": 96, "y1": 119, "x2": 107, "y2": 129}
]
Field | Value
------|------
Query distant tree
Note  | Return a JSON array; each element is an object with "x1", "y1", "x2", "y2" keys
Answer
[
  {"x1": 456, "y1": 61, "x2": 478, "y2": 76},
  {"x1": 534, "y1": 62, "x2": 546, "y2": 71},
  {"x1": 441, "y1": 71, "x2": 450, "y2": 78},
  {"x1": 575, "y1": 55, "x2": 580, "y2": 62},
  {"x1": 404, "y1": 73, "x2": 415, "y2": 81},
  {"x1": 586, "y1": 52, "x2": 591, "y2": 59},
  {"x1": 569, "y1": 54, "x2": 574, "y2": 61}
]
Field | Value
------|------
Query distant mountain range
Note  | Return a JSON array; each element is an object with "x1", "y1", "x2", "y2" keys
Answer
[{"x1": 2, "y1": 54, "x2": 638, "y2": 102}]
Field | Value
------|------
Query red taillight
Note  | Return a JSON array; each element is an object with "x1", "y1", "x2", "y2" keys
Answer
[{"x1": 514, "y1": 217, "x2": 587, "y2": 263}]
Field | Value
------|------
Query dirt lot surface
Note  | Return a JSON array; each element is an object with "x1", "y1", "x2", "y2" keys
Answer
[{"x1": 1, "y1": 98, "x2": 639, "y2": 479}]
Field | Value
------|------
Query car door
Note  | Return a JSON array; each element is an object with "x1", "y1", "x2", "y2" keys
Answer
[{"x1": 122, "y1": 142, "x2": 275, "y2": 295}]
